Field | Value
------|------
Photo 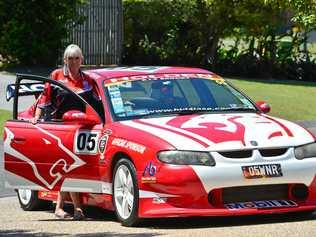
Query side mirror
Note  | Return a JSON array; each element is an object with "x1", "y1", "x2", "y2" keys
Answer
[
  {"x1": 62, "y1": 110, "x2": 100, "y2": 125},
  {"x1": 6, "y1": 84, "x2": 15, "y2": 101},
  {"x1": 256, "y1": 101, "x2": 271, "y2": 114}
]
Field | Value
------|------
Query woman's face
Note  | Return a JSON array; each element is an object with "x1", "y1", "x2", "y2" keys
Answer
[{"x1": 64, "y1": 54, "x2": 82, "y2": 74}]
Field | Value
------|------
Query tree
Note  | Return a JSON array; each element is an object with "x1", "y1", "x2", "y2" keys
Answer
[{"x1": 0, "y1": 0, "x2": 87, "y2": 66}]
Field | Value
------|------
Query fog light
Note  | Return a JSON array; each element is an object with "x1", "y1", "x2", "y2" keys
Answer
[{"x1": 291, "y1": 184, "x2": 309, "y2": 200}]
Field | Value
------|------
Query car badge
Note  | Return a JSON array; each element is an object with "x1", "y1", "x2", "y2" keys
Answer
[
  {"x1": 98, "y1": 135, "x2": 108, "y2": 154},
  {"x1": 250, "y1": 141, "x2": 258, "y2": 146}
]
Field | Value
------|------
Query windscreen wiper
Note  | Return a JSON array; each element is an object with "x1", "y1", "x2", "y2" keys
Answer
[{"x1": 215, "y1": 107, "x2": 257, "y2": 112}]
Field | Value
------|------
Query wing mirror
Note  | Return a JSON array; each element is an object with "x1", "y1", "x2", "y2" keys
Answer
[
  {"x1": 256, "y1": 101, "x2": 271, "y2": 114},
  {"x1": 62, "y1": 110, "x2": 100, "y2": 125},
  {"x1": 6, "y1": 84, "x2": 15, "y2": 101}
]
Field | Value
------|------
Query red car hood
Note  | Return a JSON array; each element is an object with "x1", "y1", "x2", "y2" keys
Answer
[{"x1": 119, "y1": 113, "x2": 315, "y2": 151}]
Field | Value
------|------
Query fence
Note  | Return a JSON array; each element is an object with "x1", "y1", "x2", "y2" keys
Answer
[{"x1": 66, "y1": 0, "x2": 123, "y2": 66}]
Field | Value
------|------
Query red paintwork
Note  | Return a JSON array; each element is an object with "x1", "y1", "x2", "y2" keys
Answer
[{"x1": 3, "y1": 66, "x2": 316, "y2": 219}]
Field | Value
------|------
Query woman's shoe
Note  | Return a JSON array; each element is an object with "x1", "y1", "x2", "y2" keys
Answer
[
  {"x1": 54, "y1": 210, "x2": 71, "y2": 219},
  {"x1": 73, "y1": 210, "x2": 85, "y2": 220}
]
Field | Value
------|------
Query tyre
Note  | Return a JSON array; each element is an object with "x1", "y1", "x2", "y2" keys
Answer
[
  {"x1": 113, "y1": 158, "x2": 140, "y2": 226},
  {"x1": 16, "y1": 189, "x2": 51, "y2": 211}
]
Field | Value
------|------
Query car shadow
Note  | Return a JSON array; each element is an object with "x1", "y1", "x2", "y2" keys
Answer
[
  {"x1": 0, "y1": 229, "x2": 160, "y2": 237},
  {"x1": 140, "y1": 211, "x2": 316, "y2": 229},
  {"x1": 39, "y1": 205, "x2": 316, "y2": 229}
]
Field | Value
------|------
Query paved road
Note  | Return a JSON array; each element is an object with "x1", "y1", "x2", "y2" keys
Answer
[
  {"x1": 0, "y1": 72, "x2": 15, "y2": 111},
  {"x1": 0, "y1": 196, "x2": 316, "y2": 237}
]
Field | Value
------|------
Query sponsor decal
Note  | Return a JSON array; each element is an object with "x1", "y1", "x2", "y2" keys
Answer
[
  {"x1": 74, "y1": 130, "x2": 100, "y2": 155},
  {"x1": 153, "y1": 197, "x2": 167, "y2": 204},
  {"x1": 104, "y1": 73, "x2": 224, "y2": 87},
  {"x1": 225, "y1": 200, "x2": 297, "y2": 210},
  {"x1": 98, "y1": 135, "x2": 108, "y2": 154},
  {"x1": 112, "y1": 138, "x2": 146, "y2": 154},
  {"x1": 242, "y1": 164, "x2": 282, "y2": 179},
  {"x1": 141, "y1": 177, "x2": 157, "y2": 183},
  {"x1": 142, "y1": 161, "x2": 157, "y2": 184},
  {"x1": 98, "y1": 134, "x2": 109, "y2": 162}
]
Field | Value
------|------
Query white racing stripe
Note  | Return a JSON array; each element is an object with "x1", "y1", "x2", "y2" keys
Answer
[
  {"x1": 140, "y1": 117, "x2": 215, "y2": 147},
  {"x1": 61, "y1": 178, "x2": 112, "y2": 194},
  {"x1": 121, "y1": 120, "x2": 207, "y2": 150},
  {"x1": 5, "y1": 171, "x2": 179, "y2": 198},
  {"x1": 139, "y1": 190, "x2": 179, "y2": 198}
]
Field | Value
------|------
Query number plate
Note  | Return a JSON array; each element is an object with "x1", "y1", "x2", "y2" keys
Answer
[
  {"x1": 242, "y1": 164, "x2": 282, "y2": 179},
  {"x1": 74, "y1": 130, "x2": 100, "y2": 155}
]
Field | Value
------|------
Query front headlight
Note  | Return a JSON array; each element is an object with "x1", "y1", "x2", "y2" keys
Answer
[
  {"x1": 294, "y1": 142, "x2": 316, "y2": 160},
  {"x1": 157, "y1": 150, "x2": 216, "y2": 166}
]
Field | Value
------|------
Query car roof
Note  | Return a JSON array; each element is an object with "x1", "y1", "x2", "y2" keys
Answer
[{"x1": 86, "y1": 66, "x2": 215, "y2": 82}]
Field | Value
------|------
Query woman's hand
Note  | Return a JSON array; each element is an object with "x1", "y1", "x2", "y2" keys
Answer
[{"x1": 31, "y1": 116, "x2": 39, "y2": 124}]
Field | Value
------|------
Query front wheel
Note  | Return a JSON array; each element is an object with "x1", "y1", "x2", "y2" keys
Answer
[
  {"x1": 17, "y1": 189, "x2": 51, "y2": 211},
  {"x1": 113, "y1": 158, "x2": 140, "y2": 226}
]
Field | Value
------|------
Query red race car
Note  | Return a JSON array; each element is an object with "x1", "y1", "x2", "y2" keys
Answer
[{"x1": 3, "y1": 66, "x2": 316, "y2": 226}]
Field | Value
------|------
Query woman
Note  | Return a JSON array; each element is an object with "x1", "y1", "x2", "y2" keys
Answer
[{"x1": 32, "y1": 44, "x2": 96, "y2": 220}]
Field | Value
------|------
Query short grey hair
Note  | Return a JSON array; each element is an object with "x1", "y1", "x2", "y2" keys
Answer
[{"x1": 63, "y1": 44, "x2": 83, "y2": 59}]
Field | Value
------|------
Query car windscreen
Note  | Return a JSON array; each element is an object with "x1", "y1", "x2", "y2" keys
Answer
[{"x1": 104, "y1": 75, "x2": 257, "y2": 120}]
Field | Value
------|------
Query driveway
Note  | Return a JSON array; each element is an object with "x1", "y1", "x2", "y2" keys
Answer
[{"x1": 0, "y1": 72, "x2": 16, "y2": 111}]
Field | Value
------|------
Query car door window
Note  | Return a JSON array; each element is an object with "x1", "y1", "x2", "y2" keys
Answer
[{"x1": 10, "y1": 76, "x2": 102, "y2": 123}]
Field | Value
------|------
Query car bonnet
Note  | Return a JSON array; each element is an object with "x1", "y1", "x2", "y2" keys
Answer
[{"x1": 119, "y1": 113, "x2": 315, "y2": 151}]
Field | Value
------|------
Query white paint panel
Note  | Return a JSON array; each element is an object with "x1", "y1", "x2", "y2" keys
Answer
[
  {"x1": 121, "y1": 120, "x2": 206, "y2": 150},
  {"x1": 61, "y1": 178, "x2": 112, "y2": 194}
]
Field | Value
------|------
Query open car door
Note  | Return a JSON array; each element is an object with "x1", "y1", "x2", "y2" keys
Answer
[{"x1": 3, "y1": 74, "x2": 105, "y2": 192}]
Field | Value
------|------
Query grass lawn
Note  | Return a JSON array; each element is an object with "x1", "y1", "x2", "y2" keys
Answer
[
  {"x1": 0, "y1": 109, "x2": 12, "y2": 137},
  {"x1": 227, "y1": 78, "x2": 316, "y2": 121}
]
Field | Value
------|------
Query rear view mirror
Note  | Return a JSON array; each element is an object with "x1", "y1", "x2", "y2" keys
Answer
[
  {"x1": 62, "y1": 110, "x2": 100, "y2": 125},
  {"x1": 6, "y1": 84, "x2": 15, "y2": 101},
  {"x1": 256, "y1": 101, "x2": 271, "y2": 114}
]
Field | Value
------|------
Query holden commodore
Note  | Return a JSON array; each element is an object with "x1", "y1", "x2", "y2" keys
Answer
[{"x1": 3, "y1": 66, "x2": 316, "y2": 226}]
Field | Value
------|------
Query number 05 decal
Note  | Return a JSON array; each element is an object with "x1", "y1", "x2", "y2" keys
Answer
[{"x1": 74, "y1": 130, "x2": 100, "y2": 154}]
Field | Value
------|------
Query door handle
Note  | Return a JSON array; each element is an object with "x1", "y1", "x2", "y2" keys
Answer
[{"x1": 11, "y1": 137, "x2": 26, "y2": 144}]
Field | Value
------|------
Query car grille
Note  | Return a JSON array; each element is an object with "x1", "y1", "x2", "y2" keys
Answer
[
  {"x1": 221, "y1": 184, "x2": 289, "y2": 204},
  {"x1": 218, "y1": 150, "x2": 252, "y2": 158},
  {"x1": 218, "y1": 148, "x2": 288, "y2": 159},
  {"x1": 259, "y1": 148, "x2": 288, "y2": 157}
]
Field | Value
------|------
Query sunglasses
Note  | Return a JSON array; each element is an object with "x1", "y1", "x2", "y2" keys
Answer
[{"x1": 68, "y1": 56, "x2": 80, "y2": 60}]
